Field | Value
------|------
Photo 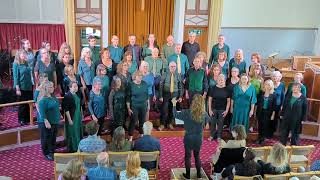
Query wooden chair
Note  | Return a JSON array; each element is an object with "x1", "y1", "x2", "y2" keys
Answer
[
  {"x1": 290, "y1": 145, "x2": 314, "y2": 169},
  {"x1": 79, "y1": 152, "x2": 99, "y2": 169},
  {"x1": 139, "y1": 151, "x2": 160, "y2": 180},
  {"x1": 252, "y1": 146, "x2": 270, "y2": 162},
  {"x1": 290, "y1": 171, "x2": 320, "y2": 180},
  {"x1": 108, "y1": 151, "x2": 132, "y2": 174},
  {"x1": 234, "y1": 175, "x2": 263, "y2": 180},
  {"x1": 54, "y1": 152, "x2": 80, "y2": 180},
  {"x1": 264, "y1": 173, "x2": 291, "y2": 180}
]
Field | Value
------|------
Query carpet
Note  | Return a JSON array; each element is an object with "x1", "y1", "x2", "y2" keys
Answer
[{"x1": 0, "y1": 137, "x2": 319, "y2": 180}]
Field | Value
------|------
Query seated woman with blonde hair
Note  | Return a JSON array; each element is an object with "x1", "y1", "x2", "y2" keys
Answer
[
  {"x1": 58, "y1": 159, "x2": 86, "y2": 180},
  {"x1": 119, "y1": 151, "x2": 149, "y2": 180},
  {"x1": 258, "y1": 143, "x2": 290, "y2": 176}
]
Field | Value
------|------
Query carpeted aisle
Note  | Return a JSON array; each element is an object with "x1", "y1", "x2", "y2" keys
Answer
[{"x1": 0, "y1": 137, "x2": 319, "y2": 179}]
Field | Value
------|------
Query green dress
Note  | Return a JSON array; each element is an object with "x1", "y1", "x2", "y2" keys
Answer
[
  {"x1": 65, "y1": 94, "x2": 83, "y2": 152},
  {"x1": 231, "y1": 84, "x2": 257, "y2": 131},
  {"x1": 109, "y1": 90, "x2": 127, "y2": 128}
]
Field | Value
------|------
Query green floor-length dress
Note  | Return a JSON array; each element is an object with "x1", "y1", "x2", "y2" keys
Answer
[
  {"x1": 65, "y1": 94, "x2": 83, "y2": 152},
  {"x1": 231, "y1": 84, "x2": 257, "y2": 131}
]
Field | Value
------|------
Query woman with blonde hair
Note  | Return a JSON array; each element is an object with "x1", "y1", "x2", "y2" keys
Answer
[
  {"x1": 58, "y1": 159, "x2": 86, "y2": 180},
  {"x1": 38, "y1": 81, "x2": 60, "y2": 161},
  {"x1": 258, "y1": 143, "x2": 290, "y2": 176},
  {"x1": 229, "y1": 49, "x2": 247, "y2": 75},
  {"x1": 58, "y1": 42, "x2": 74, "y2": 63},
  {"x1": 78, "y1": 47, "x2": 95, "y2": 96},
  {"x1": 115, "y1": 61, "x2": 132, "y2": 92},
  {"x1": 120, "y1": 152, "x2": 149, "y2": 180},
  {"x1": 63, "y1": 65, "x2": 85, "y2": 104},
  {"x1": 57, "y1": 43, "x2": 74, "y2": 95},
  {"x1": 255, "y1": 80, "x2": 277, "y2": 145},
  {"x1": 13, "y1": 49, "x2": 33, "y2": 125},
  {"x1": 172, "y1": 94, "x2": 210, "y2": 179},
  {"x1": 231, "y1": 73, "x2": 257, "y2": 131},
  {"x1": 142, "y1": 34, "x2": 159, "y2": 60},
  {"x1": 20, "y1": 39, "x2": 35, "y2": 84}
]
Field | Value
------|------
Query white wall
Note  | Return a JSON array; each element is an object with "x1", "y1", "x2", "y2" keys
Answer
[
  {"x1": 0, "y1": 0, "x2": 64, "y2": 24},
  {"x1": 221, "y1": 0, "x2": 320, "y2": 28}
]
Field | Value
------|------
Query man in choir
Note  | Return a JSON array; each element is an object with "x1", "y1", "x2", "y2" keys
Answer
[
  {"x1": 161, "y1": 35, "x2": 176, "y2": 64},
  {"x1": 108, "y1": 35, "x2": 123, "y2": 64},
  {"x1": 88, "y1": 35, "x2": 101, "y2": 65},
  {"x1": 123, "y1": 34, "x2": 142, "y2": 66},
  {"x1": 181, "y1": 32, "x2": 200, "y2": 66},
  {"x1": 209, "y1": 34, "x2": 230, "y2": 65},
  {"x1": 167, "y1": 44, "x2": 190, "y2": 80},
  {"x1": 185, "y1": 57, "x2": 208, "y2": 103},
  {"x1": 159, "y1": 61, "x2": 183, "y2": 131}
]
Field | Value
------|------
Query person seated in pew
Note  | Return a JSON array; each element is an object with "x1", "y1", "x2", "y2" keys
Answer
[
  {"x1": 87, "y1": 152, "x2": 117, "y2": 180},
  {"x1": 258, "y1": 143, "x2": 290, "y2": 176},
  {"x1": 211, "y1": 125, "x2": 247, "y2": 167},
  {"x1": 109, "y1": 126, "x2": 132, "y2": 152},
  {"x1": 221, "y1": 148, "x2": 261, "y2": 178},
  {"x1": 119, "y1": 151, "x2": 149, "y2": 180},
  {"x1": 133, "y1": 121, "x2": 160, "y2": 171},
  {"x1": 78, "y1": 120, "x2": 106, "y2": 153},
  {"x1": 58, "y1": 159, "x2": 86, "y2": 180}
]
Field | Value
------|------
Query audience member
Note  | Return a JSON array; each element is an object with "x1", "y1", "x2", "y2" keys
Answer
[
  {"x1": 109, "y1": 126, "x2": 132, "y2": 152},
  {"x1": 58, "y1": 159, "x2": 86, "y2": 180},
  {"x1": 119, "y1": 152, "x2": 149, "y2": 180},
  {"x1": 87, "y1": 152, "x2": 117, "y2": 180},
  {"x1": 258, "y1": 143, "x2": 290, "y2": 176},
  {"x1": 133, "y1": 121, "x2": 161, "y2": 170},
  {"x1": 78, "y1": 120, "x2": 106, "y2": 153}
]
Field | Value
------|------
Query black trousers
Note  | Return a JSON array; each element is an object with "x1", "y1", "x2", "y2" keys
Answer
[
  {"x1": 160, "y1": 92, "x2": 179, "y2": 126},
  {"x1": 210, "y1": 109, "x2": 225, "y2": 139},
  {"x1": 184, "y1": 134, "x2": 202, "y2": 178},
  {"x1": 269, "y1": 105, "x2": 281, "y2": 137},
  {"x1": 17, "y1": 90, "x2": 33, "y2": 123},
  {"x1": 39, "y1": 122, "x2": 58, "y2": 156},
  {"x1": 258, "y1": 110, "x2": 272, "y2": 141},
  {"x1": 129, "y1": 104, "x2": 147, "y2": 136},
  {"x1": 280, "y1": 119, "x2": 300, "y2": 145}
]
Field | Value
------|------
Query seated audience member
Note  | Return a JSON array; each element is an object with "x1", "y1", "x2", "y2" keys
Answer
[
  {"x1": 58, "y1": 159, "x2": 86, "y2": 180},
  {"x1": 258, "y1": 143, "x2": 290, "y2": 176},
  {"x1": 87, "y1": 152, "x2": 117, "y2": 180},
  {"x1": 222, "y1": 148, "x2": 261, "y2": 178},
  {"x1": 78, "y1": 120, "x2": 106, "y2": 153},
  {"x1": 212, "y1": 125, "x2": 247, "y2": 169},
  {"x1": 311, "y1": 160, "x2": 320, "y2": 171},
  {"x1": 213, "y1": 146, "x2": 246, "y2": 173},
  {"x1": 221, "y1": 125, "x2": 247, "y2": 148},
  {"x1": 109, "y1": 126, "x2": 132, "y2": 152},
  {"x1": 133, "y1": 121, "x2": 160, "y2": 170},
  {"x1": 119, "y1": 151, "x2": 149, "y2": 180}
]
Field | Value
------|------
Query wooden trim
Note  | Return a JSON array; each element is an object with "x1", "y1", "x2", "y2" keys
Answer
[{"x1": 221, "y1": 26, "x2": 318, "y2": 30}]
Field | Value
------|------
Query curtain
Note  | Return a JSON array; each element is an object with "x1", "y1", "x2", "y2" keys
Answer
[
  {"x1": 64, "y1": 0, "x2": 77, "y2": 69},
  {"x1": 207, "y1": 0, "x2": 223, "y2": 55},
  {"x1": 0, "y1": 23, "x2": 66, "y2": 50},
  {"x1": 109, "y1": 0, "x2": 174, "y2": 48}
]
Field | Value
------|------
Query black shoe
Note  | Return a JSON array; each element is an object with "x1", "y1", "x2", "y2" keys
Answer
[
  {"x1": 181, "y1": 173, "x2": 190, "y2": 180},
  {"x1": 45, "y1": 154, "x2": 54, "y2": 161}
]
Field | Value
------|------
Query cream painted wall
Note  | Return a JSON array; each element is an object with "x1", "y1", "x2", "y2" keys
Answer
[
  {"x1": 0, "y1": 0, "x2": 64, "y2": 24},
  {"x1": 221, "y1": 0, "x2": 320, "y2": 28}
]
